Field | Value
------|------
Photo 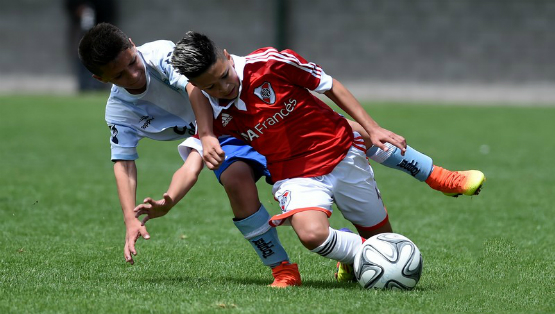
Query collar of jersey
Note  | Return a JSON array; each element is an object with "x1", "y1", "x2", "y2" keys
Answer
[{"x1": 209, "y1": 54, "x2": 247, "y2": 118}]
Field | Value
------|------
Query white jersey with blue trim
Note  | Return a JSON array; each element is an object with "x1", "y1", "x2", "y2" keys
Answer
[{"x1": 105, "y1": 40, "x2": 196, "y2": 161}]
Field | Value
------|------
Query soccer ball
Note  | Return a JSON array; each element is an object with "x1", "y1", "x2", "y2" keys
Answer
[{"x1": 353, "y1": 233, "x2": 423, "y2": 290}]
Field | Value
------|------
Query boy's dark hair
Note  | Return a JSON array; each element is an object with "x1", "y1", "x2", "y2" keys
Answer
[
  {"x1": 172, "y1": 31, "x2": 224, "y2": 79},
  {"x1": 78, "y1": 22, "x2": 132, "y2": 76}
]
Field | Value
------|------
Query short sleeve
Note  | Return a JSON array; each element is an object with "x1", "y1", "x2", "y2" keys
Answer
[
  {"x1": 142, "y1": 40, "x2": 189, "y2": 91},
  {"x1": 312, "y1": 69, "x2": 333, "y2": 94},
  {"x1": 158, "y1": 42, "x2": 189, "y2": 90},
  {"x1": 107, "y1": 123, "x2": 142, "y2": 161},
  {"x1": 178, "y1": 136, "x2": 203, "y2": 162}
]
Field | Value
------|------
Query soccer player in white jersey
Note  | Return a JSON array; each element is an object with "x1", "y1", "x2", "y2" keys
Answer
[
  {"x1": 170, "y1": 31, "x2": 486, "y2": 283},
  {"x1": 78, "y1": 23, "x2": 301, "y2": 287}
]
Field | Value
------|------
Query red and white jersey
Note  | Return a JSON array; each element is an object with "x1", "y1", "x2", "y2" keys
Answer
[{"x1": 206, "y1": 47, "x2": 353, "y2": 181}]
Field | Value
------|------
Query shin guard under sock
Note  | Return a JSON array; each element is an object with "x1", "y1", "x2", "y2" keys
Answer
[
  {"x1": 233, "y1": 205, "x2": 289, "y2": 268},
  {"x1": 367, "y1": 144, "x2": 433, "y2": 181}
]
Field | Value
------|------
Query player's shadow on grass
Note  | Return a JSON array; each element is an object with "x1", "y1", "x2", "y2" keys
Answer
[
  {"x1": 221, "y1": 276, "x2": 363, "y2": 290},
  {"x1": 225, "y1": 276, "x2": 434, "y2": 292},
  {"x1": 136, "y1": 275, "x2": 431, "y2": 291},
  {"x1": 135, "y1": 275, "x2": 345, "y2": 289},
  {"x1": 135, "y1": 275, "x2": 212, "y2": 286}
]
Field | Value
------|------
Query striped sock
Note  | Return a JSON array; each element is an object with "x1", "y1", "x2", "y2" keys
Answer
[{"x1": 310, "y1": 227, "x2": 364, "y2": 264}]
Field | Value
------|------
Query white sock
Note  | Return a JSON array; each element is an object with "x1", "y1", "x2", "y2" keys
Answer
[{"x1": 310, "y1": 227, "x2": 363, "y2": 264}]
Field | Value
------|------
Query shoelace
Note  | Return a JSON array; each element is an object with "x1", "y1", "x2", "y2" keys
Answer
[{"x1": 444, "y1": 171, "x2": 465, "y2": 189}]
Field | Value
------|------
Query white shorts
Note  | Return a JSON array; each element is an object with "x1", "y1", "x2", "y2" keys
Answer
[{"x1": 269, "y1": 134, "x2": 388, "y2": 231}]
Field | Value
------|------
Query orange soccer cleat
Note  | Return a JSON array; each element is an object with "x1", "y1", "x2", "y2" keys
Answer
[
  {"x1": 425, "y1": 166, "x2": 486, "y2": 197},
  {"x1": 270, "y1": 261, "x2": 302, "y2": 288}
]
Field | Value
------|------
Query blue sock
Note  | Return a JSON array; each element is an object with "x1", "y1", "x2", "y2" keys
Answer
[
  {"x1": 233, "y1": 205, "x2": 289, "y2": 268},
  {"x1": 367, "y1": 144, "x2": 433, "y2": 182}
]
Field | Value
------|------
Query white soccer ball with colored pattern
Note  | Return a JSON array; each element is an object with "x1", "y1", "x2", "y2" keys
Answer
[{"x1": 353, "y1": 233, "x2": 423, "y2": 290}]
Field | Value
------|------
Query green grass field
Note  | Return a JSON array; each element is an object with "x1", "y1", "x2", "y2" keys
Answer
[{"x1": 1, "y1": 94, "x2": 554, "y2": 313}]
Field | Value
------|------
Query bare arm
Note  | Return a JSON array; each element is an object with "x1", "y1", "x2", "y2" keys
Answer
[
  {"x1": 186, "y1": 84, "x2": 225, "y2": 169},
  {"x1": 324, "y1": 78, "x2": 406, "y2": 153},
  {"x1": 113, "y1": 160, "x2": 150, "y2": 265},
  {"x1": 134, "y1": 150, "x2": 204, "y2": 224}
]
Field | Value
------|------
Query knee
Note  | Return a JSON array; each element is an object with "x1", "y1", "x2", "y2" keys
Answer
[{"x1": 296, "y1": 224, "x2": 329, "y2": 250}]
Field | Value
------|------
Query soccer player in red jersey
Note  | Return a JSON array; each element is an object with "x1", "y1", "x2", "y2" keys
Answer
[{"x1": 170, "y1": 32, "x2": 485, "y2": 281}]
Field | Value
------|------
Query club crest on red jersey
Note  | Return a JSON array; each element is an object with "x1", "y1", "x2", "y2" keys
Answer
[
  {"x1": 277, "y1": 190, "x2": 291, "y2": 212},
  {"x1": 254, "y1": 81, "x2": 276, "y2": 104}
]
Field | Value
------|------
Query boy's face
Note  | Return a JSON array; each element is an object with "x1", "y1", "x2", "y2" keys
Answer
[
  {"x1": 93, "y1": 39, "x2": 146, "y2": 93},
  {"x1": 189, "y1": 50, "x2": 240, "y2": 101}
]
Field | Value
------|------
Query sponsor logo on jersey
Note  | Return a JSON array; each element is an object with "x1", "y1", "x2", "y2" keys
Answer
[
  {"x1": 139, "y1": 115, "x2": 155, "y2": 129},
  {"x1": 277, "y1": 190, "x2": 292, "y2": 212},
  {"x1": 239, "y1": 98, "x2": 297, "y2": 142},
  {"x1": 222, "y1": 113, "x2": 233, "y2": 127},
  {"x1": 173, "y1": 122, "x2": 196, "y2": 136},
  {"x1": 254, "y1": 81, "x2": 276, "y2": 104}
]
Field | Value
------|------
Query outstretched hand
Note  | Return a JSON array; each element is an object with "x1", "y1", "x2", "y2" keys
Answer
[
  {"x1": 134, "y1": 193, "x2": 174, "y2": 225},
  {"x1": 124, "y1": 218, "x2": 150, "y2": 265},
  {"x1": 368, "y1": 126, "x2": 407, "y2": 155}
]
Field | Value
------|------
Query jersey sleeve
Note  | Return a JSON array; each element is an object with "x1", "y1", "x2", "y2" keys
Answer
[
  {"x1": 255, "y1": 48, "x2": 333, "y2": 93},
  {"x1": 310, "y1": 68, "x2": 333, "y2": 94},
  {"x1": 145, "y1": 40, "x2": 189, "y2": 91},
  {"x1": 107, "y1": 123, "x2": 142, "y2": 161},
  {"x1": 178, "y1": 136, "x2": 203, "y2": 162},
  {"x1": 161, "y1": 49, "x2": 189, "y2": 91}
]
